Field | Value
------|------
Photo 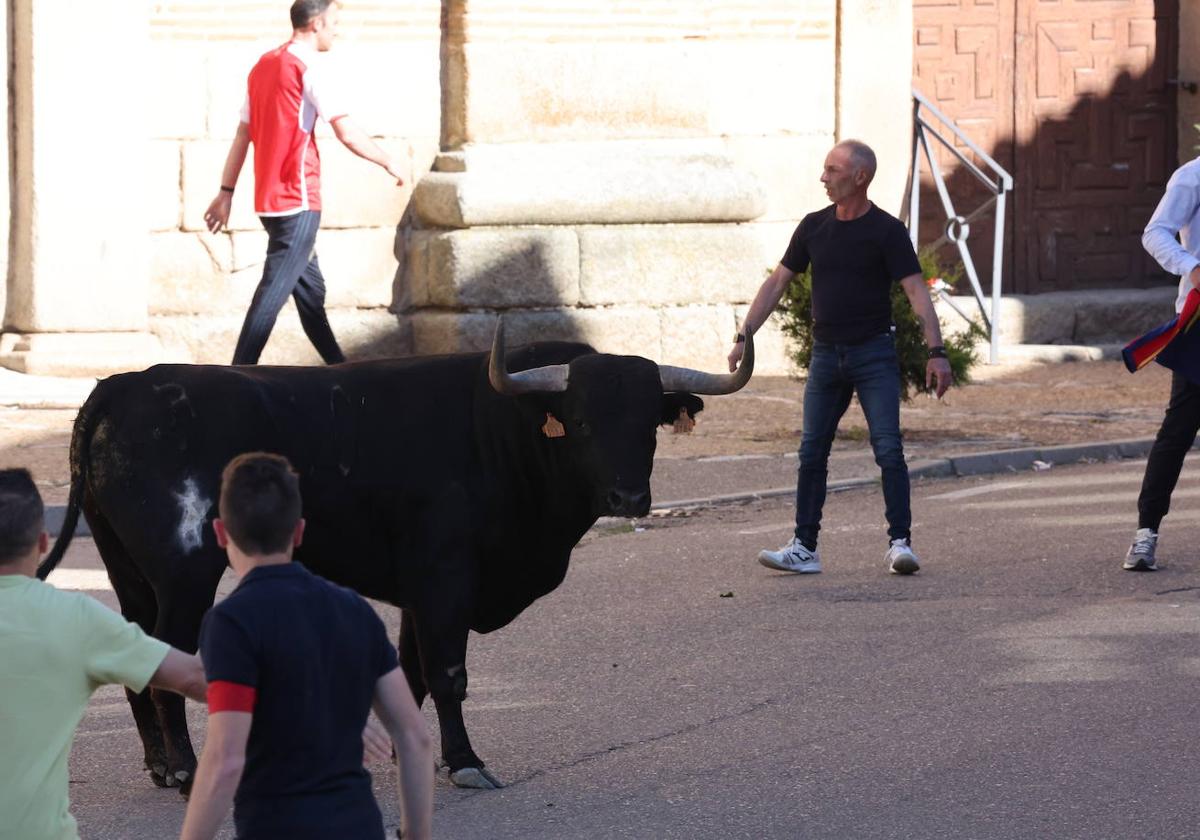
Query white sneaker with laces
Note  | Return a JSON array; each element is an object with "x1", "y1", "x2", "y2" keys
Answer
[
  {"x1": 886, "y1": 538, "x2": 920, "y2": 575},
  {"x1": 758, "y1": 538, "x2": 821, "y2": 574},
  {"x1": 1123, "y1": 528, "x2": 1158, "y2": 571}
]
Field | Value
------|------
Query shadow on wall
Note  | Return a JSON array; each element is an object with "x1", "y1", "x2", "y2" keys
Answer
[
  {"x1": 350, "y1": 228, "x2": 667, "y2": 362},
  {"x1": 914, "y1": 2, "x2": 1179, "y2": 296},
  {"x1": 349, "y1": 230, "x2": 600, "y2": 361}
]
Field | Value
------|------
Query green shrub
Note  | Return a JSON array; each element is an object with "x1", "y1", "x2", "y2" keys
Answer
[{"x1": 775, "y1": 251, "x2": 985, "y2": 401}]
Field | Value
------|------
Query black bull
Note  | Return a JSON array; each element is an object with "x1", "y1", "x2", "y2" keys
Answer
[{"x1": 37, "y1": 325, "x2": 753, "y2": 790}]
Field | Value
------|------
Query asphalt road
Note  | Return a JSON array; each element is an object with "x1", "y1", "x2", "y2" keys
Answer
[{"x1": 53, "y1": 456, "x2": 1200, "y2": 839}]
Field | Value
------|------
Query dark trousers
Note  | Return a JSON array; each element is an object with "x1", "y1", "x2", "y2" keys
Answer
[
  {"x1": 795, "y1": 332, "x2": 911, "y2": 548},
  {"x1": 231, "y1": 210, "x2": 345, "y2": 365},
  {"x1": 1137, "y1": 371, "x2": 1200, "y2": 530}
]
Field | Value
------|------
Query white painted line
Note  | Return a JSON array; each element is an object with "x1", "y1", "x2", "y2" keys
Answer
[
  {"x1": 965, "y1": 486, "x2": 1200, "y2": 511},
  {"x1": 736, "y1": 522, "x2": 795, "y2": 536},
  {"x1": 46, "y1": 569, "x2": 112, "y2": 591},
  {"x1": 926, "y1": 481, "x2": 1032, "y2": 500},
  {"x1": 696, "y1": 454, "x2": 775, "y2": 463},
  {"x1": 1035, "y1": 509, "x2": 1200, "y2": 527}
]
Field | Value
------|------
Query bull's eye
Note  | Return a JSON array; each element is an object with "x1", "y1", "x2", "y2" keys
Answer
[{"x1": 575, "y1": 419, "x2": 589, "y2": 434}]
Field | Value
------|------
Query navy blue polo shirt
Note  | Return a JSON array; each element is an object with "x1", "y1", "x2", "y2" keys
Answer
[{"x1": 198, "y1": 561, "x2": 399, "y2": 839}]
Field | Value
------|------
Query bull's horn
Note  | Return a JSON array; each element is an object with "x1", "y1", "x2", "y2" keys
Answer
[
  {"x1": 658, "y1": 328, "x2": 755, "y2": 395},
  {"x1": 488, "y1": 319, "x2": 569, "y2": 395}
]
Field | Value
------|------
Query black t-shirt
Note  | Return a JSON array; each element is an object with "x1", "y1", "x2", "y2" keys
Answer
[
  {"x1": 199, "y1": 562, "x2": 399, "y2": 840},
  {"x1": 781, "y1": 203, "x2": 922, "y2": 344}
]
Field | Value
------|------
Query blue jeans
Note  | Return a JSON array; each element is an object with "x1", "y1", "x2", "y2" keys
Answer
[{"x1": 795, "y1": 332, "x2": 910, "y2": 548}]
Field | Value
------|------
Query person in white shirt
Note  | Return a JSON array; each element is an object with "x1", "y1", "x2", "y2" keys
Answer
[{"x1": 1125, "y1": 157, "x2": 1200, "y2": 571}]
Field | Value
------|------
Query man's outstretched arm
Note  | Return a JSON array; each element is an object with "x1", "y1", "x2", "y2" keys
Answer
[
  {"x1": 727, "y1": 263, "x2": 797, "y2": 372},
  {"x1": 149, "y1": 649, "x2": 207, "y2": 703},
  {"x1": 331, "y1": 116, "x2": 405, "y2": 185}
]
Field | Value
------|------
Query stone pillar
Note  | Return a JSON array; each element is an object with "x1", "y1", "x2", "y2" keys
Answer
[
  {"x1": 401, "y1": 1, "x2": 849, "y2": 375},
  {"x1": 0, "y1": 0, "x2": 164, "y2": 375},
  {"x1": 837, "y1": 0, "x2": 915, "y2": 215}
]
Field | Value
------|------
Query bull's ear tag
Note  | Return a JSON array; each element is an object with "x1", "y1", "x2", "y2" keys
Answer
[
  {"x1": 673, "y1": 407, "x2": 695, "y2": 435},
  {"x1": 542, "y1": 413, "x2": 566, "y2": 438}
]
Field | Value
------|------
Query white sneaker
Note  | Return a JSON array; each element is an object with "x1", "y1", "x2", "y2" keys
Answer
[
  {"x1": 758, "y1": 538, "x2": 821, "y2": 573},
  {"x1": 886, "y1": 538, "x2": 920, "y2": 575},
  {"x1": 1123, "y1": 528, "x2": 1158, "y2": 571}
]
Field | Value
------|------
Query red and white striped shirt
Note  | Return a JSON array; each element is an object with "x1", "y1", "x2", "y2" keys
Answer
[{"x1": 240, "y1": 41, "x2": 347, "y2": 216}]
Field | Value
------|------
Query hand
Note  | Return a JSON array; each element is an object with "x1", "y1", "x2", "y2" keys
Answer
[
  {"x1": 203, "y1": 193, "x2": 233, "y2": 234},
  {"x1": 362, "y1": 715, "x2": 393, "y2": 765},
  {"x1": 383, "y1": 157, "x2": 405, "y2": 187},
  {"x1": 727, "y1": 342, "x2": 745, "y2": 373},
  {"x1": 1189, "y1": 264, "x2": 1200, "y2": 291},
  {"x1": 926, "y1": 357, "x2": 953, "y2": 399}
]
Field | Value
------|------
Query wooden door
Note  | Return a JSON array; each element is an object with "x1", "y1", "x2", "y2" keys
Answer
[
  {"x1": 913, "y1": 0, "x2": 1016, "y2": 291},
  {"x1": 913, "y1": 0, "x2": 1178, "y2": 294},
  {"x1": 1015, "y1": 0, "x2": 1178, "y2": 291}
]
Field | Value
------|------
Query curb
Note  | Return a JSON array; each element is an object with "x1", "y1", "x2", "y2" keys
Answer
[
  {"x1": 45, "y1": 437, "x2": 1174, "y2": 539},
  {"x1": 638, "y1": 436, "x2": 1169, "y2": 516}
]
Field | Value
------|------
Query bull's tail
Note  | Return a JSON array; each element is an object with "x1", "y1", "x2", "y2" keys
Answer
[{"x1": 36, "y1": 384, "x2": 103, "y2": 580}]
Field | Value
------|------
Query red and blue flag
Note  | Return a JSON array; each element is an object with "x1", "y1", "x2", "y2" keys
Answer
[{"x1": 1123, "y1": 288, "x2": 1200, "y2": 383}]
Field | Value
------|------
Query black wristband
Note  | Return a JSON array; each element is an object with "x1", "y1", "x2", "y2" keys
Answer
[
  {"x1": 928, "y1": 346, "x2": 947, "y2": 360},
  {"x1": 220, "y1": 185, "x2": 235, "y2": 193},
  {"x1": 734, "y1": 332, "x2": 746, "y2": 344}
]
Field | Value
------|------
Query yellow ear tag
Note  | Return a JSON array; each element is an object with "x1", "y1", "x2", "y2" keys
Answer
[
  {"x1": 672, "y1": 407, "x2": 695, "y2": 435},
  {"x1": 542, "y1": 413, "x2": 566, "y2": 439}
]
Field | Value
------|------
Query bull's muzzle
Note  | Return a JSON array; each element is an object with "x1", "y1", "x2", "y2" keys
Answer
[{"x1": 606, "y1": 487, "x2": 651, "y2": 518}]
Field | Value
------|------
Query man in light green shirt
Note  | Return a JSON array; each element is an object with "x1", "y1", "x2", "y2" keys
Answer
[{"x1": 0, "y1": 468, "x2": 207, "y2": 840}]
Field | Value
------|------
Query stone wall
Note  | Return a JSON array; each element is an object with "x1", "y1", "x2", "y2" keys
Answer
[
  {"x1": 0, "y1": 1, "x2": 915, "y2": 375},
  {"x1": 398, "y1": 0, "x2": 914, "y2": 376},
  {"x1": 143, "y1": 1, "x2": 442, "y2": 365}
]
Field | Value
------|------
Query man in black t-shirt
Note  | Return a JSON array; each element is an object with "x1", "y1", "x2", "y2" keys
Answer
[
  {"x1": 180, "y1": 453, "x2": 433, "y2": 840},
  {"x1": 728, "y1": 140, "x2": 953, "y2": 576}
]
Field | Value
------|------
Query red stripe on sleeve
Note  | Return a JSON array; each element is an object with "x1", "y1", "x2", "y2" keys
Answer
[{"x1": 207, "y1": 680, "x2": 257, "y2": 713}]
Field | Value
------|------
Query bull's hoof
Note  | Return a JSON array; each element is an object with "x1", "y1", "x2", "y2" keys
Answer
[
  {"x1": 148, "y1": 764, "x2": 171, "y2": 788},
  {"x1": 449, "y1": 767, "x2": 504, "y2": 789},
  {"x1": 175, "y1": 771, "x2": 193, "y2": 798}
]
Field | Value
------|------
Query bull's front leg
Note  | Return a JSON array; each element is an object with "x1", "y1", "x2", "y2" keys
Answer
[{"x1": 412, "y1": 607, "x2": 503, "y2": 790}]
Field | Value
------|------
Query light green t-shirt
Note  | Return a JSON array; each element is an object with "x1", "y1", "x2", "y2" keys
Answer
[{"x1": 0, "y1": 575, "x2": 169, "y2": 840}]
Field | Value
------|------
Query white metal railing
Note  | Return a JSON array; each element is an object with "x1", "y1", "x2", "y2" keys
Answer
[{"x1": 903, "y1": 88, "x2": 1014, "y2": 363}]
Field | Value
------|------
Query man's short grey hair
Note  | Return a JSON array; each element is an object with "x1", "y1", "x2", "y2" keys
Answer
[
  {"x1": 836, "y1": 140, "x2": 877, "y2": 184},
  {"x1": 291, "y1": 0, "x2": 334, "y2": 30}
]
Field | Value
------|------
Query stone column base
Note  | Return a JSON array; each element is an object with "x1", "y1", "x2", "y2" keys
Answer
[{"x1": 0, "y1": 331, "x2": 172, "y2": 376}]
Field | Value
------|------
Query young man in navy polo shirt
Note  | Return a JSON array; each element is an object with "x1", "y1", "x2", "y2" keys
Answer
[{"x1": 180, "y1": 453, "x2": 433, "y2": 840}]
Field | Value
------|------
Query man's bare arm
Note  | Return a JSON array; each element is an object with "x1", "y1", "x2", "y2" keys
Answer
[
  {"x1": 203, "y1": 123, "x2": 251, "y2": 234},
  {"x1": 330, "y1": 116, "x2": 405, "y2": 185},
  {"x1": 179, "y1": 711, "x2": 252, "y2": 840},
  {"x1": 149, "y1": 649, "x2": 207, "y2": 704},
  {"x1": 373, "y1": 668, "x2": 434, "y2": 840},
  {"x1": 728, "y1": 263, "x2": 797, "y2": 372},
  {"x1": 900, "y1": 272, "x2": 953, "y2": 398}
]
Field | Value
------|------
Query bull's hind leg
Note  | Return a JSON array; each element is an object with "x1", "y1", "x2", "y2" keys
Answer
[
  {"x1": 398, "y1": 608, "x2": 428, "y2": 707},
  {"x1": 151, "y1": 555, "x2": 226, "y2": 796},
  {"x1": 88, "y1": 511, "x2": 172, "y2": 787}
]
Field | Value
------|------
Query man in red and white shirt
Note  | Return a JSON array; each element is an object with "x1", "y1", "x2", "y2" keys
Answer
[{"x1": 204, "y1": 0, "x2": 405, "y2": 365}]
